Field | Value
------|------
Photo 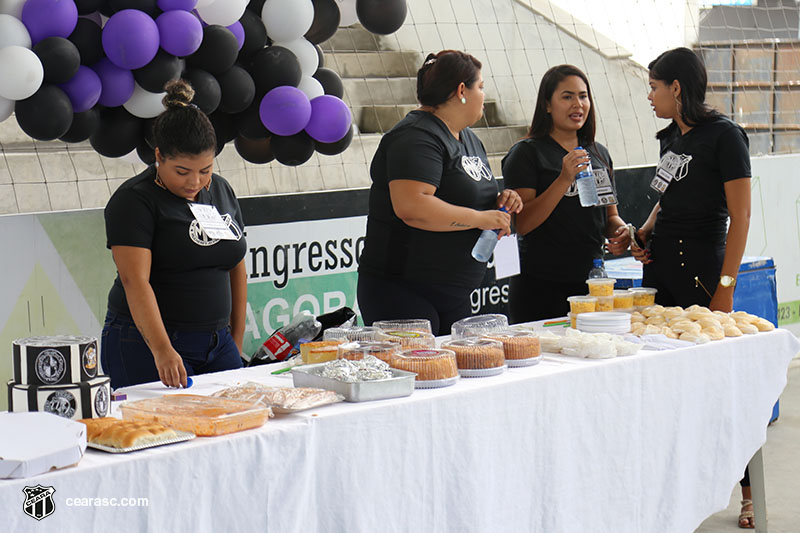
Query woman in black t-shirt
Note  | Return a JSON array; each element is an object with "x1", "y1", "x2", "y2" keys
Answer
[
  {"x1": 632, "y1": 47, "x2": 753, "y2": 528},
  {"x1": 357, "y1": 50, "x2": 522, "y2": 335},
  {"x1": 101, "y1": 80, "x2": 247, "y2": 389},
  {"x1": 502, "y1": 65, "x2": 631, "y2": 322}
]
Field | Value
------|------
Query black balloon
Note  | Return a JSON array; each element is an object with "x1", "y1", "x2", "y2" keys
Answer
[
  {"x1": 142, "y1": 118, "x2": 156, "y2": 149},
  {"x1": 234, "y1": 135, "x2": 274, "y2": 164},
  {"x1": 68, "y1": 18, "x2": 103, "y2": 66},
  {"x1": 209, "y1": 111, "x2": 237, "y2": 155},
  {"x1": 182, "y1": 68, "x2": 222, "y2": 115},
  {"x1": 90, "y1": 107, "x2": 142, "y2": 158},
  {"x1": 238, "y1": 9, "x2": 267, "y2": 59},
  {"x1": 136, "y1": 137, "x2": 156, "y2": 165},
  {"x1": 305, "y1": 0, "x2": 340, "y2": 44},
  {"x1": 216, "y1": 65, "x2": 255, "y2": 114},
  {"x1": 75, "y1": 0, "x2": 105, "y2": 15},
  {"x1": 315, "y1": 43, "x2": 324, "y2": 69},
  {"x1": 134, "y1": 50, "x2": 183, "y2": 93},
  {"x1": 315, "y1": 124, "x2": 353, "y2": 156},
  {"x1": 313, "y1": 67, "x2": 343, "y2": 98},
  {"x1": 108, "y1": 0, "x2": 160, "y2": 17},
  {"x1": 247, "y1": 0, "x2": 266, "y2": 14},
  {"x1": 60, "y1": 107, "x2": 100, "y2": 142},
  {"x1": 187, "y1": 25, "x2": 239, "y2": 75},
  {"x1": 356, "y1": 0, "x2": 407, "y2": 35},
  {"x1": 15, "y1": 85, "x2": 74, "y2": 141},
  {"x1": 272, "y1": 132, "x2": 314, "y2": 166},
  {"x1": 34, "y1": 37, "x2": 81, "y2": 84},
  {"x1": 233, "y1": 101, "x2": 271, "y2": 140},
  {"x1": 250, "y1": 46, "x2": 301, "y2": 95}
]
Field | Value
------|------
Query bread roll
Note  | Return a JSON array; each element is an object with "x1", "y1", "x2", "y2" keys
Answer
[
  {"x1": 732, "y1": 311, "x2": 757, "y2": 323},
  {"x1": 687, "y1": 310, "x2": 713, "y2": 321},
  {"x1": 642, "y1": 324, "x2": 664, "y2": 335},
  {"x1": 724, "y1": 324, "x2": 743, "y2": 337},
  {"x1": 680, "y1": 332, "x2": 711, "y2": 344},
  {"x1": 736, "y1": 321, "x2": 758, "y2": 334},
  {"x1": 630, "y1": 312, "x2": 645, "y2": 324},
  {"x1": 686, "y1": 305, "x2": 712, "y2": 314},
  {"x1": 80, "y1": 418, "x2": 178, "y2": 448},
  {"x1": 641, "y1": 305, "x2": 665, "y2": 317},
  {"x1": 668, "y1": 313, "x2": 690, "y2": 324},
  {"x1": 663, "y1": 308, "x2": 685, "y2": 320},
  {"x1": 670, "y1": 321, "x2": 702, "y2": 335},
  {"x1": 696, "y1": 317, "x2": 723, "y2": 330},
  {"x1": 701, "y1": 327, "x2": 724, "y2": 341},
  {"x1": 663, "y1": 327, "x2": 679, "y2": 339},
  {"x1": 631, "y1": 323, "x2": 646, "y2": 336},
  {"x1": 645, "y1": 316, "x2": 666, "y2": 326}
]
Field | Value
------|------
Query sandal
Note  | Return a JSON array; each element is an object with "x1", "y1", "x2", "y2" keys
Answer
[{"x1": 738, "y1": 499, "x2": 755, "y2": 529}]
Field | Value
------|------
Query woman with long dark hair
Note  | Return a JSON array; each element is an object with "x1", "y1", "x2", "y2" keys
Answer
[
  {"x1": 357, "y1": 50, "x2": 522, "y2": 335},
  {"x1": 502, "y1": 64, "x2": 631, "y2": 322},
  {"x1": 632, "y1": 47, "x2": 753, "y2": 528},
  {"x1": 102, "y1": 79, "x2": 247, "y2": 389}
]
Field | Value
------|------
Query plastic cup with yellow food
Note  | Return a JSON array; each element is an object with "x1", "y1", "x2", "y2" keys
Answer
[
  {"x1": 567, "y1": 295, "x2": 597, "y2": 315},
  {"x1": 628, "y1": 287, "x2": 658, "y2": 308},
  {"x1": 613, "y1": 289, "x2": 634, "y2": 311},
  {"x1": 586, "y1": 278, "x2": 616, "y2": 297}
]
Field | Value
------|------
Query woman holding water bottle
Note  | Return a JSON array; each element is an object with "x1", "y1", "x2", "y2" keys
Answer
[
  {"x1": 502, "y1": 65, "x2": 631, "y2": 323},
  {"x1": 357, "y1": 50, "x2": 522, "y2": 335}
]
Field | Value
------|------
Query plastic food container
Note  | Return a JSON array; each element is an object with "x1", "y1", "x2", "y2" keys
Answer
[
  {"x1": 377, "y1": 330, "x2": 435, "y2": 349},
  {"x1": 450, "y1": 314, "x2": 509, "y2": 339},
  {"x1": 569, "y1": 312, "x2": 577, "y2": 329},
  {"x1": 391, "y1": 349, "x2": 459, "y2": 387},
  {"x1": 441, "y1": 337, "x2": 505, "y2": 374},
  {"x1": 337, "y1": 341, "x2": 401, "y2": 363},
  {"x1": 586, "y1": 278, "x2": 616, "y2": 297},
  {"x1": 300, "y1": 340, "x2": 343, "y2": 364},
  {"x1": 372, "y1": 319, "x2": 432, "y2": 334},
  {"x1": 613, "y1": 290, "x2": 634, "y2": 310},
  {"x1": 323, "y1": 326, "x2": 381, "y2": 342},
  {"x1": 628, "y1": 287, "x2": 658, "y2": 307},
  {"x1": 120, "y1": 394, "x2": 271, "y2": 437},
  {"x1": 596, "y1": 295, "x2": 614, "y2": 312},
  {"x1": 484, "y1": 330, "x2": 541, "y2": 366},
  {"x1": 567, "y1": 295, "x2": 597, "y2": 314}
]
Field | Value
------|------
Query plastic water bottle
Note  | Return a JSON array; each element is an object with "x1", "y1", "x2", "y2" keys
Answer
[
  {"x1": 253, "y1": 311, "x2": 322, "y2": 362},
  {"x1": 575, "y1": 146, "x2": 599, "y2": 207},
  {"x1": 588, "y1": 258, "x2": 607, "y2": 279},
  {"x1": 471, "y1": 207, "x2": 508, "y2": 262}
]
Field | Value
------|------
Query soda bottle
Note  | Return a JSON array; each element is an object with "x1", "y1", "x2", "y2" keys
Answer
[
  {"x1": 471, "y1": 207, "x2": 508, "y2": 262},
  {"x1": 253, "y1": 311, "x2": 322, "y2": 362},
  {"x1": 588, "y1": 258, "x2": 607, "y2": 279},
  {"x1": 575, "y1": 146, "x2": 599, "y2": 207}
]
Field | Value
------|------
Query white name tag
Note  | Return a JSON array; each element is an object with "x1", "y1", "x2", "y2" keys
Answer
[
  {"x1": 493, "y1": 234, "x2": 521, "y2": 280},
  {"x1": 188, "y1": 203, "x2": 238, "y2": 240}
]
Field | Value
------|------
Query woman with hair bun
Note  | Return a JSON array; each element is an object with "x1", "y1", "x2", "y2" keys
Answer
[
  {"x1": 357, "y1": 50, "x2": 522, "y2": 335},
  {"x1": 101, "y1": 79, "x2": 247, "y2": 389}
]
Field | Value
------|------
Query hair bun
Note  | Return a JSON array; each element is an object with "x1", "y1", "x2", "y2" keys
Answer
[{"x1": 162, "y1": 79, "x2": 195, "y2": 109}]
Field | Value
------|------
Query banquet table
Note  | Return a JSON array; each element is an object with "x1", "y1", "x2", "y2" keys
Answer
[{"x1": 2, "y1": 328, "x2": 798, "y2": 533}]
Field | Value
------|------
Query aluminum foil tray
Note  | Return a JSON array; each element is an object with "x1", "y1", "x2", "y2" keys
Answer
[{"x1": 291, "y1": 363, "x2": 416, "y2": 402}]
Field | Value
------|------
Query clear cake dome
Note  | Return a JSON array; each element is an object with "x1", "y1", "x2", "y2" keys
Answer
[
  {"x1": 372, "y1": 318, "x2": 433, "y2": 334},
  {"x1": 450, "y1": 314, "x2": 509, "y2": 339},
  {"x1": 336, "y1": 341, "x2": 401, "y2": 363}
]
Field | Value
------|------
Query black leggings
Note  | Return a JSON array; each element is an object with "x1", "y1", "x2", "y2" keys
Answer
[
  {"x1": 508, "y1": 273, "x2": 587, "y2": 324},
  {"x1": 357, "y1": 272, "x2": 473, "y2": 336}
]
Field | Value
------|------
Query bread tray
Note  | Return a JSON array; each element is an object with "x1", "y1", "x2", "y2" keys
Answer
[
  {"x1": 87, "y1": 430, "x2": 195, "y2": 453},
  {"x1": 292, "y1": 363, "x2": 416, "y2": 402}
]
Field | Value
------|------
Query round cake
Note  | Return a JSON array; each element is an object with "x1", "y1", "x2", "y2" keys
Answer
[
  {"x1": 391, "y1": 349, "x2": 458, "y2": 381},
  {"x1": 337, "y1": 341, "x2": 401, "y2": 363},
  {"x1": 484, "y1": 330, "x2": 541, "y2": 360},
  {"x1": 441, "y1": 338, "x2": 505, "y2": 369}
]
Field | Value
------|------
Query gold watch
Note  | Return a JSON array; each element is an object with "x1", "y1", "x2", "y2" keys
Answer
[{"x1": 719, "y1": 275, "x2": 736, "y2": 288}]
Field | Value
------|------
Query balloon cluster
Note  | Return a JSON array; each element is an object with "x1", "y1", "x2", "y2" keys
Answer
[{"x1": 0, "y1": 0, "x2": 408, "y2": 166}]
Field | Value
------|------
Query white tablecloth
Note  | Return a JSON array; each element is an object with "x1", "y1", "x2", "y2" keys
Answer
[{"x1": 2, "y1": 329, "x2": 798, "y2": 533}]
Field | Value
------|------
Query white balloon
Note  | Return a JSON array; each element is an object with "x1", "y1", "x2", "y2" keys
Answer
[
  {"x1": 262, "y1": 0, "x2": 313, "y2": 43},
  {"x1": 0, "y1": 95, "x2": 13, "y2": 123},
  {"x1": 195, "y1": 0, "x2": 214, "y2": 7},
  {"x1": 336, "y1": 0, "x2": 358, "y2": 27},
  {"x1": 0, "y1": 46, "x2": 43, "y2": 100},
  {"x1": 298, "y1": 76, "x2": 324, "y2": 100},
  {"x1": 123, "y1": 83, "x2": 166, "y2": 119},
  {"x1": 0, "y1": 0, "x2": 26, "y2": 19},
  {"x1": 196, "y1": 0, "x2": 247, "y2": 27},
  {"x1": 274, "y1": 38, "x2": 318, "y2": 77},
  {"x1": 0, "y1": 13, "x2": 31, "y2": 49}
]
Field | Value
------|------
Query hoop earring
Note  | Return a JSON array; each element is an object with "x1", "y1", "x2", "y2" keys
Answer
[{"x1": 460, "y1": 97, "x2": 467, "y2": 104}]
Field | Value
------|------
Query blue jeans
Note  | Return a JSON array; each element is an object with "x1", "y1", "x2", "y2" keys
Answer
[{"x1": 100, "y1": 311, "x2": 242, "y2": 389}]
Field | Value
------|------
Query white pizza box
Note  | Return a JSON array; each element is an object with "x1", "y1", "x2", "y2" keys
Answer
[{"x1": 0, "y1": 411, "x2": 87, "y2": 479}]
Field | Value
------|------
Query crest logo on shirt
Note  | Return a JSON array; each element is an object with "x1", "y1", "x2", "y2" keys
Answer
[
  {"x1": 460, "y1": 156, "x2": 493, "y2": 182},
  {"x1": 188, "y1": 214, "x2": 243, "y2": 246},
  {"x1": 650, "y1": 151, "x2": 692, "y2": 193}
]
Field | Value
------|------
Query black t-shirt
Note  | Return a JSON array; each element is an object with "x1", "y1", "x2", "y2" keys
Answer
[
  {"x1": 358, "y1": 110, "x2": 500, "y2": 288},
  {"x1": 653, "y1": 116, "x2": 751, "y2": 243},
  {"x1": 502, "y1": 136, "x2": 613, "y2": 282},
  {"x1": 105, "y1": 167, "x2": 247, "y2": 331}
]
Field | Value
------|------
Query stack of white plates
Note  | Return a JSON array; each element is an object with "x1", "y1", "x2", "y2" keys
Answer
[{"x1": 576, "y1": 312, "x2": 631, "y2": 334}]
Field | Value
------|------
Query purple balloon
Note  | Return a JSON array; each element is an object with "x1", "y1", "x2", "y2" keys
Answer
[
  {"x1": 157, "y1": 10, "x2": 203, "y2": 57},
  {"x1": 227, "y1": 21, "x2": 244, "y2": 51},
  {"x1": 102, "y1": 9, "x2": 160, "y2": 70},
  {"x1": 22, "y1": 0, "x2": 79, "y2": 45},
  {"x1": 59, "y1": 65, "x2": 102, "y2": 112},
  {"x1": 305, "y1": 95, "x2": 352, "y2": 143},
  {"x1": 92, "y1": 57, "x2": 135, "y2": 107},
  {"x1": 259, "y1": 86, "x2": 311, "y2": 137},
  {"x1": 157, "y1": 0, "x2": 198, "y2": 10}
]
